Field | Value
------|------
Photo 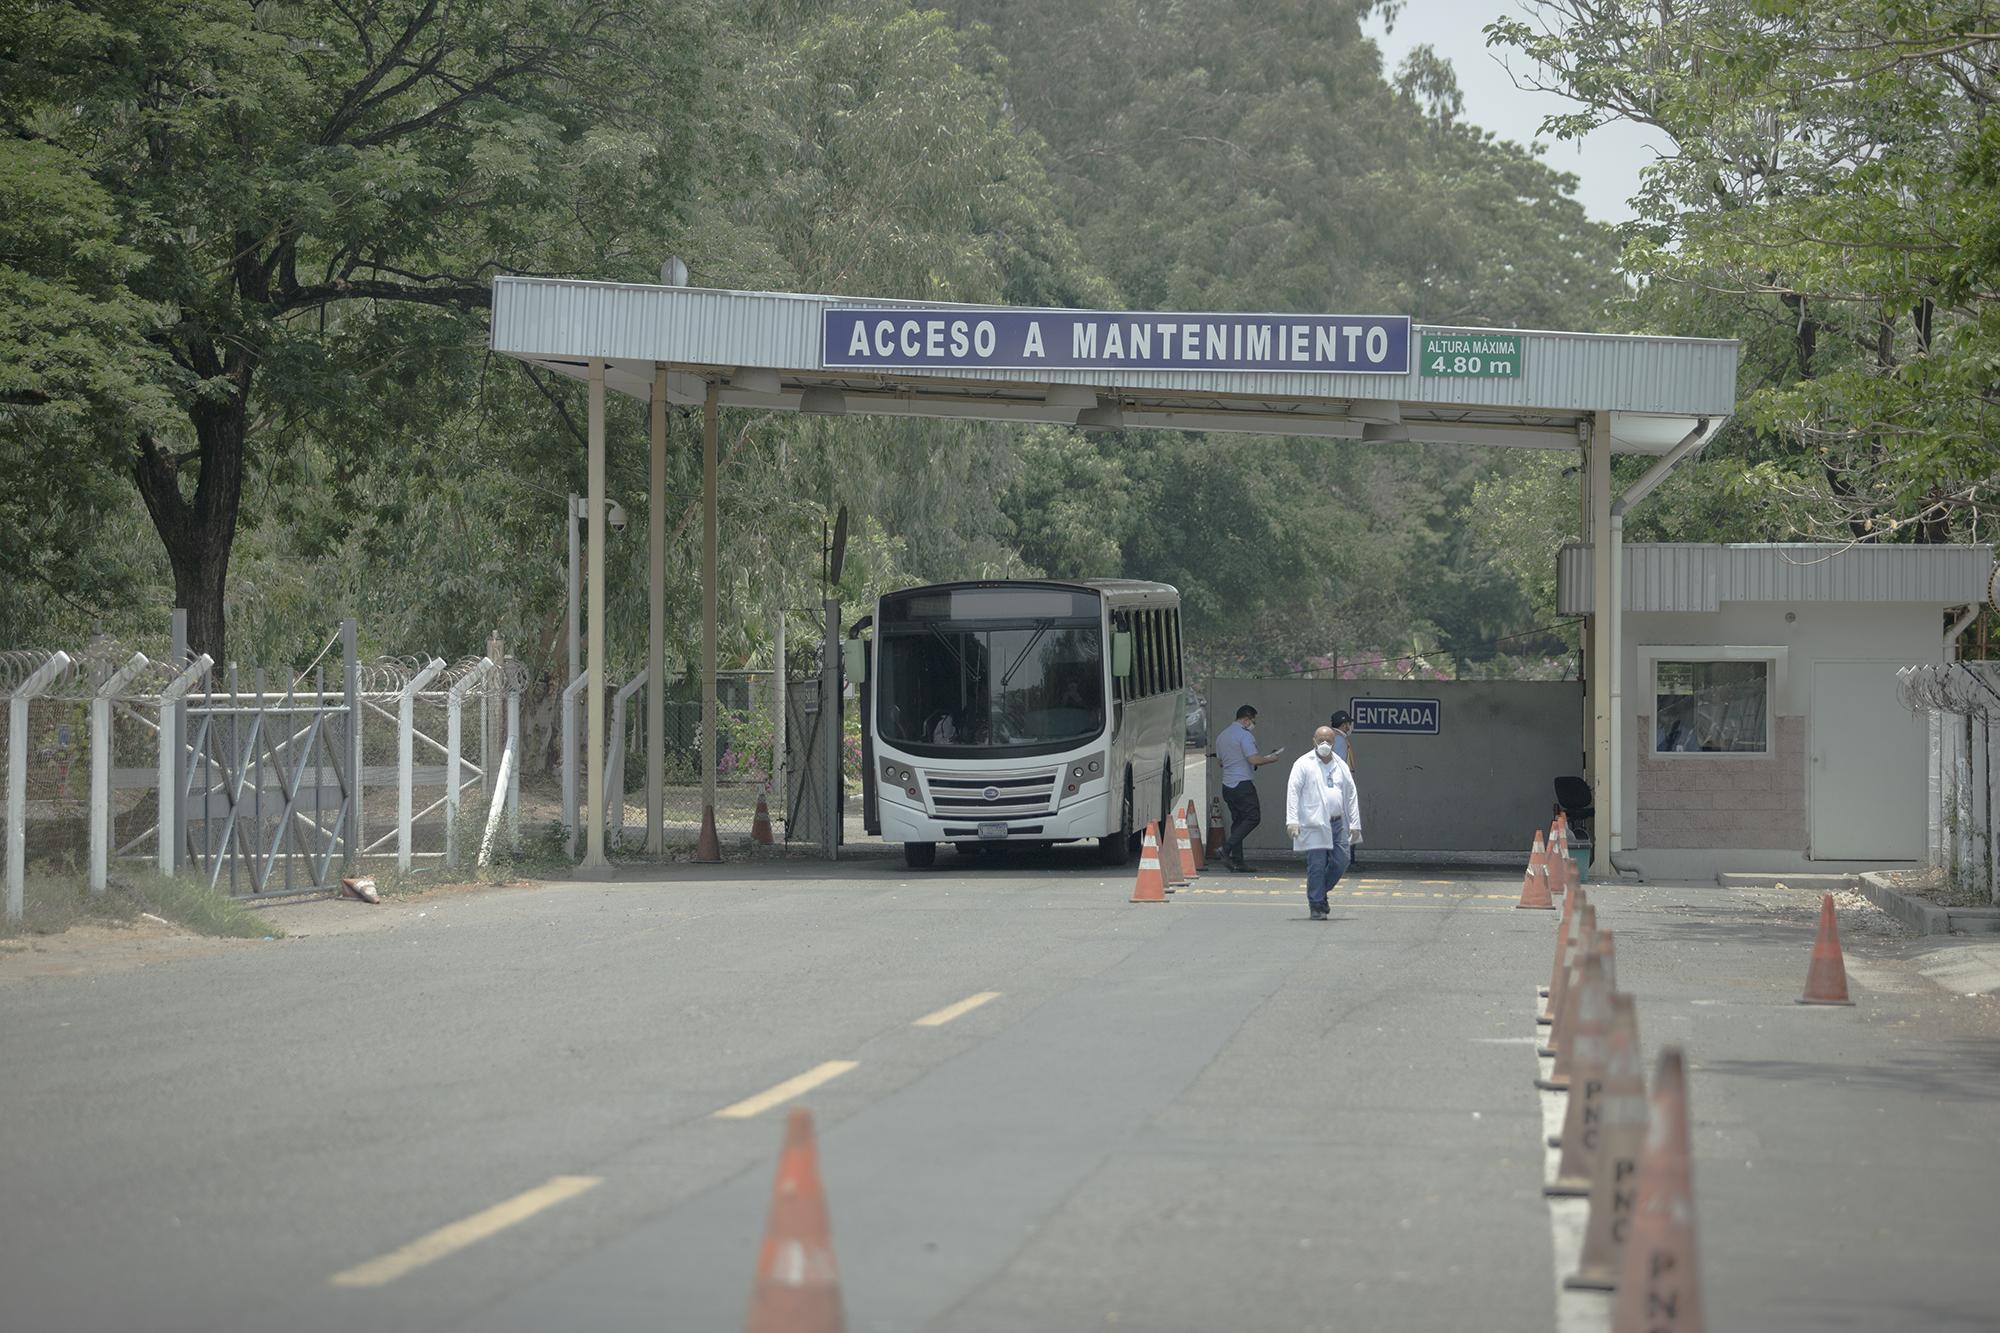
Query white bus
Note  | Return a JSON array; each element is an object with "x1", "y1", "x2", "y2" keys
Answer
[{"x1": 857, "y1": 579, "x2": 1187, "y2": 868}]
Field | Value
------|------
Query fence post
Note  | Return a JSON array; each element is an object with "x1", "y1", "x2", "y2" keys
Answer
[
  {"x1": 506, "y1": 683, "x2": 521, "y2": 844},
  {"x1": 399, "y1": 658, "x2": 446, "y2": 872},
  {"x1": 603, "y1": 668, "x2": 648, "y2": 850},
  {"x1": 561, "y1": 671, "x2": 588, "y2": 858},
  {"x1": 170, "y1": 610, "x2": 187, "y2": 877},
  {"x1": 155, "y1": 655, "x2": 211, "y2": 877},
  {"x1": 90, "y1": 653, "x2": 149, "y2": 894},
  {"x1": 7, "y1": 653, "x2": 73, "y2": 925},
  {"x1": 444, "y1": 658, "x2": 493, "y2": 869},
  {"x1": 341, "y1": 621, "x2": 359, "y2": 868},
  {"x1": 483, "y1": 630, "x2": 503, "y2": 803}
]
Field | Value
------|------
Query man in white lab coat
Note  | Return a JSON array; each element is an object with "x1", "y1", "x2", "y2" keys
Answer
[{"x1": 1286, "y1": 725, "x2": 1363, "y2": 921}]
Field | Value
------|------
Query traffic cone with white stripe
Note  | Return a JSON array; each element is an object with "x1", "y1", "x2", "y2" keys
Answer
[
  {"x1": 1131, "y1": 823, "x2": 1168, "y2": 903},
  {"x1": 744, "y1": 1107, "x2": 846, "y2": 1333},
  {"x1": 1539, "y1": 890, "x2": 1588, "y2": 1026},
  {"x1": 1516, "y1": 856, "x2": 1555, "y2": 911},
  {"x1": 1539, "y1": 905, "x2": 1598, "y2": 1074},
  {"x1": 1172, "y1": 805, "x2": 1199, "y2": 881},
  {"x1": 1566, "y1": 993, "x2": 1646, "y2": 1291},
  {"x1": 751, "y1": 787, "x2": 775, "y2": 845},
  {"x1": 1185, "y1": 800, "x2": 1206, "y2": 871},
  {"x1": 1528, "y1": 829, "x2": 1550, "y2": 883},
  {"x1": 1206, "y1": 798, "x2": 1225, "y2": 858},
  {"x1": 1159, "y1": 813, "x2": 1188, "y2": 891}
]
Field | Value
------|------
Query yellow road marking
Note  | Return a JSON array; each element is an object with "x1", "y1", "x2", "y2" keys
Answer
[
  {"x1": 914, "y1": 991, "x2": 1000, "y2": 1027},
  {"x1": 329, "y1": 1176, "x2": 600, "y2": 1288},
  {"x1": 713, "y1": 1060, "x2": 859, "y2": 1119}
]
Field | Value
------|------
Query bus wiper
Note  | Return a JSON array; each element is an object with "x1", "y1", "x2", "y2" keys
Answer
[
  {"x1": 927, "y1": 621, "x2": 971, "y2": 676},
  {"x1": 1000, "y1": 619, "x2": 1054, "y2": 688}
]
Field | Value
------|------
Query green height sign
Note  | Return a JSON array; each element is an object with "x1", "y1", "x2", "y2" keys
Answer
[{"x1": 1420, "y1": 332, "x2": 1521, "y2": 378}]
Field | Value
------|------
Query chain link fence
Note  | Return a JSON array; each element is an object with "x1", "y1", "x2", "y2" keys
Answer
[{"x1": 1898, "y1": 662, "x2": 2000, "y2": 904}]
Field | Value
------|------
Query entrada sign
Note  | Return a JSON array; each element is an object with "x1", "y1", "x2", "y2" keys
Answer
[
  {"x1": 1350, "y1": 697, "x2": 1440, "y2": 735},
  {"x1": 823, "y1": 308, "x2": 1412, "y2": 375}
]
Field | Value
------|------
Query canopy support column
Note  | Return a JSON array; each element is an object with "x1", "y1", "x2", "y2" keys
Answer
[
  {"x1": 647, "y1": 365, "x2": 667, "y2": 854},
  {"x1": 1587, "y1": 409, "x2": 1614, "y2": 877},
  {"x1": 696, "y1": 380, "x2": 723, "y2": 861},
  {"x1": 582, "y1": 360, "x2": 609, "y2": 873}
]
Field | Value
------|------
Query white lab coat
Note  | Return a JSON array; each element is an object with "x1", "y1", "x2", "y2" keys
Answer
[{"x1": 1285, "y1": 750, "x2": 1362, "y2": 851}]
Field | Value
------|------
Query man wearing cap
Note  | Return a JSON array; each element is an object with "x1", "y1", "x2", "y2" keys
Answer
[
  {"x1": 1213, "y1": 704, "x2": 1283, "y2": 872},
  {"x1": 1286, "y1": 724, "x2": 1363, "y2": 921},
  {"x1": 1329, "y1": 709, "x2": 1360, "y2": 867}
]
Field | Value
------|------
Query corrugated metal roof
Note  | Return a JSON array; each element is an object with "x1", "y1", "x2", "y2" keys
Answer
[
  {"x1": 1558, "y1": 543, "x2": 1996, "y2": 613},
  {"x1": 488, "y1": 279, "x2": 1738, "y2": 452}
]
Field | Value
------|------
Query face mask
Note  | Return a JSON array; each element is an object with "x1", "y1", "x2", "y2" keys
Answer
[{"x1": 1315, "y1": 741, "x2": 1334, "y2": 760}]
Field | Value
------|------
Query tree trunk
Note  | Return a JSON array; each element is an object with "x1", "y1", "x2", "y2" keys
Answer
[{"x1": 134, "y1": 389, "x2": 248, "y2": 665}]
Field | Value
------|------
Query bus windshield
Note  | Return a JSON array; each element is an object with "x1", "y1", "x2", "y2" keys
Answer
[{"x1": 877, "y1": 591, "x2": 1105, "y2": 754}]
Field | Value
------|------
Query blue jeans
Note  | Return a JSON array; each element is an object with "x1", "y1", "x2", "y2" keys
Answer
[{"x1": 1306, "y1": 838, "x2": 1351, "y2": 912}]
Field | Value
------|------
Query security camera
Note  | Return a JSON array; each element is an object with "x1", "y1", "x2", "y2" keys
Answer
[{"x1": 606, "y1": 500, "x2": 628, "y2": 533}]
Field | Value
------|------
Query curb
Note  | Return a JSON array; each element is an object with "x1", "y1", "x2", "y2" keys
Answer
[
  {"x1": 1857, "y1": 872, "x2": 1952, "y2": 936},
  {"x1": 1717, "y1": 872, "x2": 1858, "y2": 892}
]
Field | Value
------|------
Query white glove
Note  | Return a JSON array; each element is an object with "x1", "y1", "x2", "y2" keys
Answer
[{"x1": 1286, "y1": 823, "x2": 1301, "y2": 840}]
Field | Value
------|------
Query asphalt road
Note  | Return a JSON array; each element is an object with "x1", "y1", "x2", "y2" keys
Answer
[{"x1": 3, "y1": 847, "x2": 1998, "y2": 1332}]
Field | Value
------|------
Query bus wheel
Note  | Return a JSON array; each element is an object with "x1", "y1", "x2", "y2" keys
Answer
[
  {"x1": 1098, "y1": 782, "x2": 1134, "y2": 866},
  {"x1": 904, "y1": 841, "x2": 937, "y2": 869}
]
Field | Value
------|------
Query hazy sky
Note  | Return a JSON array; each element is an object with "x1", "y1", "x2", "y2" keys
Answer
[{"x1": 1363, "y1": 0, "x2": 1672, "y2": 224}]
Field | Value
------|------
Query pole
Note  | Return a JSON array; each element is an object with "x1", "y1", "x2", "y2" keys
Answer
[
  {"x1": 90, "y1": 653, "x2": 149, "y2": 893},
  {"x1": 823, "y1": 595, "x2": 840, "y2": 860},
  {"x1": 342, "y1": 619, "x2": 359, "y2": 869},
  {"x1": 1587, "y1": 410, "x2": 1614, "y2": 877},
  {"x1": 155, "y1": 654, "x2": 210, "y2": 879},
  {"x1": 583, "y1": 361, "x2": 609, "y2": 871},
  {"x1": 696, "y1": 379, "x2": 722, "y2": 861},
  {"x1": 170, "y1": 608, "x2": 188, "y2": 874},
  {"x1": 8, "y1": 652, "x2": 72, "y2": 923},
  {"x1": 772, "y1": 435, "x2": 788, "y2": 833},
  {"x1": 648, "y1": 364, "x2": 667, "y2": 854},
  {"x1": 399, "y1": 658, "x2": 446, "y2": 872}
]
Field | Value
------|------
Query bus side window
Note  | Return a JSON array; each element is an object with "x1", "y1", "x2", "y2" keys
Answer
[
  {"x1": 1167, "y1": 610, "x2": 1183, "y2": 690},
  {"x1": 1150, "y1": 610, "x2": 1166, "y2": 697},
  {"x1": 1112, "y1": 611, "x2": 1131, "y2": 702},
  {"x1": 1135, "y1": 609, "x2": 1154, "y2": 698}
]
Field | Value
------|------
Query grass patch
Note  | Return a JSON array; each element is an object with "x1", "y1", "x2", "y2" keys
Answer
[{"x1": 2, "y1": 865, "x2": 282, "y2": 940}]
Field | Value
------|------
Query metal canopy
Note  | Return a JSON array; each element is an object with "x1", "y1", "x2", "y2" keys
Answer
[{"x1": 489, "y1": 278, "x2": 1739, "y2": 453}]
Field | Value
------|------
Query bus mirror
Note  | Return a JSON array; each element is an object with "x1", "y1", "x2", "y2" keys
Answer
[
  {"x1": 1111, "y1": 630, "x2": 1133, "y2": 678},
  {"x1": 842, "y1": 639, "x2": 868, "y2": 684}
]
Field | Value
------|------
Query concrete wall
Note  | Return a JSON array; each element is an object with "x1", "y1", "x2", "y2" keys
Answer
[
  {"x1": 1617, "y1": 600, "x2": 1941, "y2": 874},
  {"x1": 1204, "y1": 678, "x2": 1581, "y2": 856}
]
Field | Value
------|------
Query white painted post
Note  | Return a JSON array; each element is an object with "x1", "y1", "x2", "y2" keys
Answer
[
  {"x1": 398, "y1": 658, "x2": 446, "y2": 872},
  {"x1": 648, "y1": 364, "x2": 667, "y2": 853},
  {"x1": 444, "y1": 658, "x2": 494, "y2": 869},
  {"x1": 7, "y1": 652, "x2": 73, "y2": 924},
  {"x1": 603, "y1": 669, "x2": 648, "y2": 849},
  {"x1": 477, "y1": 727, "x2": 518, "y2": 869},
  {"x1": 583, "y1": 360, "x2": 609, "y2": 872},
  {"x1": 561, "y1": 670, "x2": 588, "y2": 858},
  {"x1": 90, "y1": 653, "x2": 149, "y2": 893},
  {"x1": 155, "y1": 655, "x2": 211, "y2": 877}
]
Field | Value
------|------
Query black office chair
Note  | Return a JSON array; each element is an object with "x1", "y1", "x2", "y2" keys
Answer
[{"x1": 1553, "y1": 776, "x2": 1594, "y2": 843}]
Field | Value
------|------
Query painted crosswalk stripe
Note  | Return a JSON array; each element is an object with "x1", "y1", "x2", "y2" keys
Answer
[
  {"x1": 713, "y1": 1060, "x2": 859, "y2": 1119},
  {"x1": 329, "y1": 1175, "x2": 600, "y2": 1288},
  {"x1": 914, "y1": 991, "x2": 1000, "y2": 1027}
]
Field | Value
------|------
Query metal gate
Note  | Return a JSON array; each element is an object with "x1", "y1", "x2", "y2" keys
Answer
[{"x1": 784, "y1": 678, "x2": 843, "y2": 849}]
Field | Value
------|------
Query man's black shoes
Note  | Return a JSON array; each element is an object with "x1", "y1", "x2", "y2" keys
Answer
[
  {"x1": 1229, "y1": 861, "x2": 1255, "y2": 874},
  {"x1": 1310, "y1": 906, "x2": 1329, "y2": 921}
]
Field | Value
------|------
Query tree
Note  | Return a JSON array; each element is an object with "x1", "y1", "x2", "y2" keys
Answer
[
  {"x1": 2, "y1": 0, "x2": 708, "y2": 660},
  {"x1": 1491, "y1": 0, "x2": 2000, "y2": 544}
]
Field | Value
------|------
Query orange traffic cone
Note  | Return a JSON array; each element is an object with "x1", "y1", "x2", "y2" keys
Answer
[
  {"x1": 1185, "y1": 800, "x2": 1206, "y2": 871},
  {"x1": 1611, "y1": 1048, "x2": 1704, "y2": 1333},
  {"x1": 1528, "y1": 830, "x2": 1550, "y2": 882},
  {"x1": 1206, "y1": 798, "x2": 1225, "y2": 858},
  {"x1": 744, "y1": 1107, "x2": 846, "y2": 1333},
  {"x1": 1538, "y1": 942, "x2": 1602, "y2": 1093},
  {"x1": 1172, "y1": 806, "x2": 1199, "y2": 881},
  {"x1": 696, "y1": 803, "x2": 723, "y2": 863},
  {"x1": 1540, "y1": 896, "x2": 1592, "y2": 1041},
  {"x1": 751, "y1": 787, "x2": 775, "y2": 845},
  {"x1": 1541, "y1": 885, "x2": 1583, "y2": 1010},
  {"x1": 1798, "y1": 892, "x2": 1856, "y2": 1006},
  {"x1": 1131, "y1": 823, "x2": 1168, "y2": 903},
  {"x1": 1548, "y1": 840, "x2": 1573, "y2": 897},
  {"x1": 1540, "y1": 905, "x2": 1598, "y2": 1070},
  {"x1": 1566, "y1": 993, "x2": 1645, "y2": 1291},
  {"x1": 1546, "y1": 945, "x2": 1613, "y2": 1190},
  {"x1": 1516, "y1": 861, "x2": 1555, "y2": 910},
  {"x1": 1160, "y1": 813, "x2": 1188, "y2": 891}
]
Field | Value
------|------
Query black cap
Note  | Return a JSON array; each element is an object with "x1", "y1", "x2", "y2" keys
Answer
[
  {"x1": 1329, "y1": 710, "x2": 1353, "y2": 729},
  {"x1": 1235, "y1": 704, "x2": 1258, "y2": 720}
]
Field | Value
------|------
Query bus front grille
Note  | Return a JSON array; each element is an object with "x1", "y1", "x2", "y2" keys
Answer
[{"x1": 925, "y1": 770, "x2": 1058, "y2": 818}]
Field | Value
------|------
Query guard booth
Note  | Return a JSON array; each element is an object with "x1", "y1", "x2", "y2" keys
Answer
[{"x1": 487, "y1": 279, "x2": 1738, "y2": 872}]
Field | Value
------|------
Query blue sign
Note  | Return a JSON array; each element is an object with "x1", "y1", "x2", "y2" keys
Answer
[
  {"x1": 1350, "y1": 697, "x2": 1440, "y2": 735},
  {"x1": 823, "y1": 308, "x2": 1411, "y2": 375}
]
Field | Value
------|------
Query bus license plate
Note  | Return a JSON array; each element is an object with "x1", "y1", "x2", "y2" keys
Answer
[{"x1": 977, "y1": 822, "x2": 1008, "y2": 840}]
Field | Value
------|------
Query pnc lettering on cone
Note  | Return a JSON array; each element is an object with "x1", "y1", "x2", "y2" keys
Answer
[
  {"x1": 1611, "y1": 1047, "x2": 1704, "y2": 1333},
  {"x1": 744, "y1": 1107, "x2": 846, "y2": 1333},
  {"x1": 1567, "y1": 993, "x2": 1646, "y2": 1291}
]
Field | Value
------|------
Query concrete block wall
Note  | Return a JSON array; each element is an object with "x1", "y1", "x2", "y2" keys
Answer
[{"x1": 1635, "y1": 715, "x2": 1806, "y2": 850}]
